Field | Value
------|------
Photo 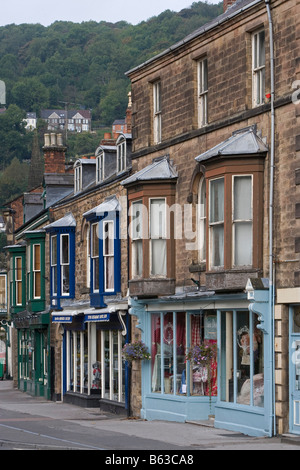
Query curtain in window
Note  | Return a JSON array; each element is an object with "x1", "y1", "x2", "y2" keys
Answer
[
  {"x1": 210, "y1": 178, "x2": 224, "y2": 267},
  {"x1": 150, "y1": 199, "x2": 166, "y2": 276},
  {"x1": 233, "y1": 176, "x2": 252, "y2": 266}
]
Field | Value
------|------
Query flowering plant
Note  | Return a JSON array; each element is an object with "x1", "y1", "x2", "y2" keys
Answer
[
  {"x1": 122, "y1": 341, "x2": 151, "y2": 362},
  {"x1": 186, "y1": 341, "x2": 217, "y2": 403},
  {"x1": 185, "y1": 341, "x2": 217, "y2": 366}
]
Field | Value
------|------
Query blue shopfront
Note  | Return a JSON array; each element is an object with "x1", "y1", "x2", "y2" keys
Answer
[{"x1": 130, "y1": 283, "x2": 273, "y2": 437}]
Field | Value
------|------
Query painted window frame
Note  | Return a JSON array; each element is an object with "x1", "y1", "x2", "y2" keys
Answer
[
  {"x1": 153, "y1": 81, "x2": 162, "y2": 144},
  {"x1": 197, "y1": 57, "x2": 208, "y2": 127},
  {"x1": 103, "y1": 220, "x2": 115, "y2": 292},
  {"x1": 131, "y1": 200, "x2": 144, "y2": 279},
  {"x1": 117, "y1": 139, "x2": 126, "y2": 173},
  {"x1": 232, "y1": 175, "x2": 253, "y2": 267},
  {"x1": 198, "y1": 176, "x2": 207, "y2": 263},
  {"x1": 252, "y1": 29, "x2": 265, "y2": 107},
  {"x1": 7, "y1": 246, "x2": 26, "y2": 313},
  {"x1": 96, "y1": 151, "x2": 105, "y2": 183},
  {"x1": 49, "y1": 229, "x2": 75, "y2": 308},
  {"x1": 209, "y1": 177, "x2": 225, "y2": 269},
  {"x1": 87, "y1": 213, "x2": 121, "y2": 308},
  {"x1": 149, "y1": 197, "x2": 167, "y2": 277},
  {"x1": 74, "y1": 162, "x2": 82, "y2": 193}
]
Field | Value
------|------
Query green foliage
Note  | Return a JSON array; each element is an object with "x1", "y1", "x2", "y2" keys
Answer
[
  {"x1": 0, "y1": 2, "x2": 223, "y2": 204},
  {"x1": 0, "y1": 2, "x2": 223, "y2": 124},
  {"x1": 0, "y1": 157, "x2": 30, "y2": 206}
]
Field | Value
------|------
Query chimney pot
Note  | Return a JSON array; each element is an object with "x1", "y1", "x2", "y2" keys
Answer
[
  {"x1": 50, "y1": 133, "x2": 56, "y2": 146},
  {"x1": 57, "y1": 134, "x2": 63, "y2": 146},
  {"x1": 44, "y1": 134, "x2": 50, "y2": 147}
]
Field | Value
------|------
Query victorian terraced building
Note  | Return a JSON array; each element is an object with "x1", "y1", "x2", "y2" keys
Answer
[{"x1": 2, "y1": 0, "x2": 300, "y2": 438}]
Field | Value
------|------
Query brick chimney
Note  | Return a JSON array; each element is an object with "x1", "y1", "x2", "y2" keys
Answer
[
  {"x1": 43, "y1": 133, "x2": 67, "y2": 174},
  {"x1": 224, "y1": 0, "x2": 236, "y2": 11}
]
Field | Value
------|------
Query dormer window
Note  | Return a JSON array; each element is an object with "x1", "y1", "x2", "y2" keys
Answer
[
  {"x1": 117, "y1": 137, "x2": 126, "y2": 173},
  {"x1": 74, "y1": 161, "x2": 82, "y2": 193},
  {"x1": 96, "y1": 151, "x2": 105, "y2": 183}
]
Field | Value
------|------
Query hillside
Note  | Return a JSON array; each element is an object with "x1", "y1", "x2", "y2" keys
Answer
[{"x1": 0, "y1": 2, "x2": 223, "y2": 125}]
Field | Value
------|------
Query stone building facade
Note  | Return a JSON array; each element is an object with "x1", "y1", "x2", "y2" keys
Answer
[{"x1": 125, "y1": 0, "x2": 299, "y2": 436}]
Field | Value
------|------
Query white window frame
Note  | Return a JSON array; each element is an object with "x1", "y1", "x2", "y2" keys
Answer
[
  {"x1": 74, "y1": 163, "x2": 82, "y2": 193},
  {"x1": 198, "y1": 176, "x2": 207, "y2": 263},
  {"x1": 91, "y1": 223, "x2": 99, "y2": 293},
  {"x1": 15, "y1": 256, "x2": 22, "y2": 306},
  {"x1": 33, "y1": 243, "x2": 41, "y2": 299},
  {"x1": 131, "y1": 200, "x2": 143, "y2": 279},
  {"x1": 96, "y1": 151, "x2": 105, "y2": 183},
  {"x1": 103, "y1": 220, "x2": 114, "y2": 292},
  {"x1": 232, "y1": 175, "x2": 253, "y2": 267},
  {"x1": 149, "y1": 197, "x2": 167, "y2": 277},
  {"x1": 252, "y1": 29, "x2": 265, "y2": 107},
  {"x1": 153, "y1": 81, "x2": 162, "y2": 144},
  {"x1": 209, "y1": 177, "x2": 224, "y2": 269},
  {"x1": 51, "y1": 235, "x2": 57, "y2": 296},
  {"x1": 60, "y1": 234, "x2": 70, "y2": 296},
  {"x1": 197, "y1": 58, "x2": 208, "y2": 127},
  {"x1": 117, "y1": 139, "x2": 126, "y2": 173},
  {"x1": 86, "y1": 225, "x2": 90, "y2": 288},
  {"x1": 0, "y1": 274, "x2": 7, "y2": 311}
]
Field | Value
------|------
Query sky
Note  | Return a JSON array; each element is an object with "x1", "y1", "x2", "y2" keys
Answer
[{"x1": 0, "y1": 0, "x2": 221, "y2": 27}]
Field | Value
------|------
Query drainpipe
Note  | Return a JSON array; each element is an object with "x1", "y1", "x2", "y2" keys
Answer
[{"x1": 265, "y1": 0, "x2": 276, "y2": 437}]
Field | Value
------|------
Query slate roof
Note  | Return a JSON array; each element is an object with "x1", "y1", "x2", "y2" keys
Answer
[
  {"x1": 121, "y1": 156, "x2": 178, "y2": 186},
  {"x1": 45, "y1": 212, "x2": 76, "y2": 229},
  {"x1": 83, "y1": 195, "x2": 121, "y2": 218},
  {"x1": 195, "y1": 126, "x2": 268, "y2": 162}
]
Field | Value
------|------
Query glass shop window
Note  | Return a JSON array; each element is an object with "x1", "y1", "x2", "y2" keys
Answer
[
  {"x1": 220, "y1": 310, "x2": 264, "y2": 407},
  {"x1": 151, "y1": 312, "x2": 217, "y2": 397}
]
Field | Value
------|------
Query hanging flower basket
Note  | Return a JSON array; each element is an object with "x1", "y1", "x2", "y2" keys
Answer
[
  {"x1": 122, "y1": 341, "x2": 151, "y2": 362},
  {"x1": 186, "y1": 341, "x2": 217, "y2": 403},
  {"x1": 186, "y1": 342, "x2": 217, "y2": 366}
]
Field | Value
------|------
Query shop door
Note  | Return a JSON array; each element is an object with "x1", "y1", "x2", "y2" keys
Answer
[{"x1": 290, "y1": 307, "x2": 300, "y2": 434}]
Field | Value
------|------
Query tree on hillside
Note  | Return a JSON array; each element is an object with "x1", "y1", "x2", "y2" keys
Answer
[{"x1": 0, "y1": 157, "x2": 29, "y2": 206}]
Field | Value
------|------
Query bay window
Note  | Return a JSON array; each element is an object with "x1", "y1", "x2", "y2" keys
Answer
[
  {"x1": 46, "y1": 216, "x2": 76, "y2": 308},
  {"x1": 84, "y1": 197, "x2": 121, "y2": 308},
  {"x1": 6, "y1": 245, "x2": 26, "y2": 313}
]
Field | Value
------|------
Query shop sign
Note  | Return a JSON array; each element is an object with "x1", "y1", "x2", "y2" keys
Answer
[
  {"x1": 84, "y1": 313, "x2": 110, "y2": 323},
  {"x1": 52, "y1": 315, "x2": 73, "y2": 323}
]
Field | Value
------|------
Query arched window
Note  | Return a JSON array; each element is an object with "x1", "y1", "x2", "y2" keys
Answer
[{"x1": 198, "y1": 176, "x2": 206, "y2": 263}]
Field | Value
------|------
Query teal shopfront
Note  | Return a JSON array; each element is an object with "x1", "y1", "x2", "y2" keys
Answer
[{"x1": 129, "y1": 285, "x2": 273, "y2": 437}]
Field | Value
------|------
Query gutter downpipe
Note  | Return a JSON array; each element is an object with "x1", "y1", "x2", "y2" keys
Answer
[{"x1": 265, "y1": 0, "x2": 276, "y2": 437}]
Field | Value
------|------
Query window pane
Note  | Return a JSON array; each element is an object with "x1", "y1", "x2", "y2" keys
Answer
[
  {"x1": 93, "y1": 257, "x2": 99, "y2": 291},
  {"x1": 150, "y1": 199, "x2": 166, "y2": 238},
  {"x1": 237, "y1": 311, "x2": 250, "y2": 405},
  {"x1": 258, "y1": 30, "x2": 265, "y2": 67},
  {"x1": 210, "y1": 178, "x2": 224, "y2": 223},
  {"x1": 62, "y1": 265, "x2": 70, "y2": 294},
  {"x1": 151, "y1": 239, "x2": 167, "y2": 276},
  {"x1": 34, "y1": 245, "x2": 41, "y2": 271},
  {"x1": 104, "y1": 222, "x2": 114, "y2": 256},
  {"x1": 16, "y1": 257, "x2": 22, "y2": 281},
  {"x1": 105, "y1": 256, "x2": 114, "y2": 291},
  {"x1": 34, "y1": 272, "x2": 41, "y2": 298},
  {"x1": 151, "y1": 314, "x2": 161, "y2": 392},
  {"x1": 221, "y1": 312, "x2": 234, "y2": 402},
  {"x1": 253, "y1": 315, "x2": 264, "y2": 407},
  {"x1": 61, "y1": 235, "x2": 69, "y2": 264},
  {"x1": 211, "y1": 225, "x2": 224, "y2": 267},
  {"x1": 51, "y1": 236, "x2": 57, "y2": 265},
  {"x1": 234, "y1": 222, "x2": 252, "y2": 266},
  {"x1": 163, "y1": 313, "x2": 174, "y2": 395},
  {"x1": 234, "y1": 176, "x2": 252, "y2": 220},
  {"x1": 176, "y1": 313, "x2": 186, "y2": 395},
  {"x1": 92, "y1": 224, "x2": 99, "y2": 258}
]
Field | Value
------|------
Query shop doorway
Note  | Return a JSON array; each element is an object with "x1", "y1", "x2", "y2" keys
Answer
[{"x1": 290, "y1": 306, "x2": 300, "y2": 434}]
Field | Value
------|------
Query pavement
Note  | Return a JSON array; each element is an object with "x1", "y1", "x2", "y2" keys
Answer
[{"x1": 0, "y1": 380, "x2": 300, "y2": 450}]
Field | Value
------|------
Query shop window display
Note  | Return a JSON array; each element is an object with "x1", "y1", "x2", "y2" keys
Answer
[
  {"x1": 220, "y1": 310, "x2": 264, "y2": 407},
  {"x1": 151, "y1": 312, "x2": 217, "y2": 397}
]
